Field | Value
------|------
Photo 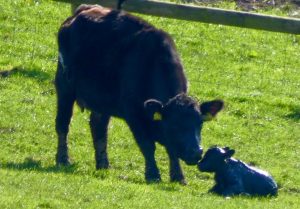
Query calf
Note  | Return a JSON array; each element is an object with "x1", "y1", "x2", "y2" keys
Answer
[
  {"x1": 198, "y1": 146, "x2": 278, "y2": 196},
  {"x1": 55, "y1": 4, "x2": 224, "y2": 184}
]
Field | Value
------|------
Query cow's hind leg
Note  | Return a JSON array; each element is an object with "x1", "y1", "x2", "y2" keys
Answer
[
  {"x1": 55, "y1": 61, "x2": 75, "y2": 166},
  {"x1": 55, "y1": 91, "x2": 75, "y2": 166},
  {"x1": 90, "y1": 112, "x2": 110, "y2": 169},
  {"x1": 55, "y1": 98, "x2": 74, "y2": 165}
]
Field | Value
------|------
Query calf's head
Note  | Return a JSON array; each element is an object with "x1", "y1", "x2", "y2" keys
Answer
[
  {"x1": 144, "y1": 94, "x2": 224, "y2": 165},
  {"x1": 198, "y1": 146, "x2": 235, "y2": 172}
]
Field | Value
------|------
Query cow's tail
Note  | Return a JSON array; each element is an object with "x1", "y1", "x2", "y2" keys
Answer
[
  {"x1": 117, "y1": 0, "x2": 126, "y2": 10},
  {"x1": 57, "y1": 25, "x2": 72, "y2": 81},
  {"x1": 59, "y1": 3, "x2": 98, "y2": 71}
]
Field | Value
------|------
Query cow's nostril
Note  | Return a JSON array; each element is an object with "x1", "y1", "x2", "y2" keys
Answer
[
  {"x1": 199, "y1": 147, "x2": 203, "y2": 155},
  {"x1": 196, "y1": 148, "x2": 203, "y2": 161},
  {"x1": 191, "y1": 148, "x2": 202, "y2": 161}
]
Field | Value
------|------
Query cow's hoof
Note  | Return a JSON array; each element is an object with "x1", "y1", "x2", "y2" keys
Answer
[
  {"x1": 179, "y1": 179, "x2": 187, "y2": 185},
  {"x1": 145, "y1": 171, "x2": 161, "y2": 184},
  {"x1": 56, "y1": 160, "x2": 71, "y2": 166},
  {"x1": 146, "y1": 177, "x2": 161, "y2": 184},
  {"x1": 96, "y1": 164, "x2": 110, "y2": 169},
  {"x1": 96, "y1": 160, "x2": 110, "y2": 169},
  {"x1": 96, "y1": 159, "x2": 110, "y2": 170},
  {"x1": 170, "y1": 176, "x2": 187, "y2": 185},
  {"x1": 56, "y1": 155, "x2": 71, "y2": 166}
]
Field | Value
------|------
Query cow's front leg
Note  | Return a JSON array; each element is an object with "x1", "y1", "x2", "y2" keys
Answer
[
  {"x1": 142, "y1": 141, "x2": 161, "y2": 183},
  {"x1": 167, "y1": 150, "x2": 186, "y2": 185},
  {"x1": 127, "y1": 118, "x2": 161, "y2": 183},
  {"x1": 90, "y1": 112, "x2": 110, "y2": 169}
]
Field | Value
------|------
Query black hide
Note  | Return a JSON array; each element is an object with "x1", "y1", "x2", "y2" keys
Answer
[{"x1": 55, "y1": 4, "x2": 223, "y2": 184}]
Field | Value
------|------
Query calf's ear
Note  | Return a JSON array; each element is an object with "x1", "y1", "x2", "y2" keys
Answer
[
  {"x1": 144, "y1": 99, "x2": 163, "y2": 121},
  {"x1": 200, "y1": 100, "x2": 224, "y2": 121},
  {"x1": 224, "y1": 149, "x2": 235, "y2": 159},
  {"x1": 223, "y1": 147, "x2": 230, "y2": 151}
]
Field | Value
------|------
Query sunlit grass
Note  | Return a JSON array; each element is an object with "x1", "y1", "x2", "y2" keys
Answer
[{"x1": 0, "y1": 0, "x2": 299, "y2": 208}]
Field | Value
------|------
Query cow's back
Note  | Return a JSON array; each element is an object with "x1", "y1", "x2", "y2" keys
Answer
[
  {"x1": 58, "y1": 6, "x2": 150, "y2": 72},
  {"x1": 57, "y1": 5, "x2": 187, "y2": 116}
]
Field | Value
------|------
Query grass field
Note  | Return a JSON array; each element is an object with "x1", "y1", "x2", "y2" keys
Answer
[{"x1": 0, "y1": 0, "x2": 299, "y2": 208}]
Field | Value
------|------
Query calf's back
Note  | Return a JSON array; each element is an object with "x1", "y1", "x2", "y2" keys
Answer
[{"x1": 229, "y1": 160, "x2": 278, "y2": 196}]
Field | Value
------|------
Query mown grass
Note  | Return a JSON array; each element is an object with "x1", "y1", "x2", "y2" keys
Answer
[{"x1": 0, "y1": 0, "x2": 299, "y2": 208}]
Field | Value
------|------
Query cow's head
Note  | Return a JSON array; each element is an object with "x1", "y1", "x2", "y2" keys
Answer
[
  {"x1": 198, "y1": 146, "x2": 235, "y2": 172},
  {"x1": 144, "y1": 94, "x2": 224, "y2": 165}
]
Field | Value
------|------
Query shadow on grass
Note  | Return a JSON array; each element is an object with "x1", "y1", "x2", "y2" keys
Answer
[
  {"x1": 285, "y1": 187, "x2": 300, "y2": 194},
  {"x1": 154, "y1": 183, "x2": 182, "y2": 192},
  {"x1": 1, "y1": 157, "x2": 77, "y2": 174},
  {"x1": 119, "y1": 177, "x2": 182, "y2": 192},
  {"x1": 0, "y1": 66, "x2": 52, "y2": 82},
  {"x1": 285, "y1": 106, "x2": 300, "y2": 121}
]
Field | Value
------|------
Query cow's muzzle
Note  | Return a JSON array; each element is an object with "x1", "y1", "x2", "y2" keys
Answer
[{"x1": 182, "y1": 147, "x2": 203, "y2": 165}]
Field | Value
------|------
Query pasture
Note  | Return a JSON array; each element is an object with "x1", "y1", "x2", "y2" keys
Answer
[{"x1": 0, "y1": 0, "x2": 299, "y2": 208}]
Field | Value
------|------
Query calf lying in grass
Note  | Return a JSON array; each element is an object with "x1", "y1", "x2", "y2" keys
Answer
[{"x1": 198, "y1": 146, "x2": 278, "y2": 197}]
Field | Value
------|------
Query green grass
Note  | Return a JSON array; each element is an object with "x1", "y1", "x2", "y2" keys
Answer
[{"x1": 0, "y1": 0, "x2": 299, "y2": 208}]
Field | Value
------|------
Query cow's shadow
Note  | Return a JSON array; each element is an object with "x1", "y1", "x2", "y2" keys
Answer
[
  {"x1": 1, "y1": 157, "x2": 77, "y2": 174},
  {"x1": 285, "y1": 106, "x2": 300, "y2": 121},
  {"x1": 2, "y1": 158, "x2": 191, "y2": 190},
  {"x1": 0, "y1": 66, "x2": 51, "y2": 82}
]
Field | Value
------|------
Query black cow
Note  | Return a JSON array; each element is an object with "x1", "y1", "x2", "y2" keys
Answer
[
  {"x1": 55, "y1": 4, "x2": 224, "y2": 184},
  {"x1": 198, "y1": 147, "x2": 278, "y2": 196}
]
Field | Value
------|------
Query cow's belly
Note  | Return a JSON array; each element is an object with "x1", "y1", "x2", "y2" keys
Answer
[{"x1": 75, "y1": 78, "x2": 121, "y2": 116}]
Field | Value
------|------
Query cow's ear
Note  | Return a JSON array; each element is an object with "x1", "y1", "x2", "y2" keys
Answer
[
  {"x1": 200, "y1": 100, "x2": 224, "y2": 121},
  {"x1": 144, "y1": 99, "x2": 163, "y2": 121},
  {"x1": 224, "y1": 149, "x2": 235, "y2": 159}
]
